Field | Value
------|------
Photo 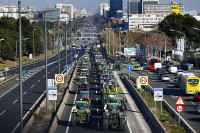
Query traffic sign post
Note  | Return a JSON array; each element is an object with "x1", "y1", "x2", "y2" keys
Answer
[
  {"x1": 175, "y1": 96, "x2": 185, "y2": 124},
  {"x1": 48, "y1": 87, "x2": 57, "y2": 111},
  {"x1": 4, "y1": 67, "x2": 9, "y2": 79},
  {"x1": 154, "y1": 88, "x2": 163, "y2": 114},
  {"x1": 55, "y1": 74, "x2": 64, "y2": 84},
  {"x1": 127, "y1": 65, "x2": 132, "y2": 80},
  {"x1": 139, "y1": 76, "x2": 148, "y2": 85}
]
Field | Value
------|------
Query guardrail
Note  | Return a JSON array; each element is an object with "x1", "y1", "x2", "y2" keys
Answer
[
  {"x1": 0, "y1": 75, "x2": 18, "y2": 87},
  {"x1": 124, "y1": 73, "x2": 196, "y2": 133}
]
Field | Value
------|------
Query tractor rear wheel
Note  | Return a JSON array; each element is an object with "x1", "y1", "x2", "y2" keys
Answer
[
  {"x1": 71, "y1": 113, "x2": 76, "y2": 127},
  {"x1": 103, "y1": 118, "x2": 109, "y2": 131},
  {"x1": 119, "y1": 118, "x2": 126, "y2": 131}
]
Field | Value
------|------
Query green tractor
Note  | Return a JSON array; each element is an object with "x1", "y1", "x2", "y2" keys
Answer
[
  {"x1": 101, "y1": 82, "x2": 118, "y2": 103},
  {"x1": 102, "y1": 103, "x2": 127, "y2": 131},
  {"x1": 71, "y1": 101, "x2": 91, "y2": 126},
  {"x1": 74, "y1": 76, "x2": 89, "y2": 94},
  {"x1": 80, "y1": 91, "x2": 90, "y2": 104}
]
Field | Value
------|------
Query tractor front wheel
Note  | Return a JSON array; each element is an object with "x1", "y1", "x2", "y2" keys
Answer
[{"x1": 119, "y1": 118, "x2": 126, "y2": 131}]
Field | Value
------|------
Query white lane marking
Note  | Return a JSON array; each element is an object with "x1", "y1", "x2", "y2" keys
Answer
[
  {"x1": 191, "y1": 102, "x2": 195, "y2": 105},
  {"x1": 13, "y1": 99, "x2": 18, "y2": 104},
  {"x1": 97, "y1": 122, "x2": 100, "y2": 129},
  {"x1": 66, "y1": 94, "x2": 77, "y2": 133},
  {"x1": 97, "y1": 108, "x2": 99, "y2": 113},
  {"x1": 96, "y1": 90, "x2": 97, "y2": 94},
  {"x1": 127, "y1": 120, "x2": 133, "y2": 133},
  {"x1": 23, "y1": 91, "x2": 27, "y2": 95},
  {"x1": 170, "y1": 95, "x2": 178, "y2": 99},
  {"x1": 37, "y1": 80, "x2": 40, "y2": 82},
  {"x1": 96, "y1": 84, "x2": 97, "y2": 87},
  {"x1": 31, "y1": 85, "x2": 34, "y2": 88},
  {"x1": 96, "y1": 98, "x2": 98, "y2": 102},
  {"x1": 0, "y1": 110, "x2": 6, "y2": 116},
  {"x1": 12, "y1": 91, "x2": 46, "y2": 133}
]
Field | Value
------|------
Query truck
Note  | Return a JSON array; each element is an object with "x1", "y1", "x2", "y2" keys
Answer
[
  {"x1": 154, "y1": 62, "x2": 162, "y2": 72},
  {"x1": 168, "y1": 66, "x2": 178, "y2": 74}
]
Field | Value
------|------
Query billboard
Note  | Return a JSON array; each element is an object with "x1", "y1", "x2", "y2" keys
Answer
[
  {"x1": 177, "y1": 38, "x2": 184, "y2": 51},
  {"x1": 124, "y1": 48, "x2": 136, "y2": 55},
  {"x1": 171, "y1": 6, "x2": 179, "y2": 14}
]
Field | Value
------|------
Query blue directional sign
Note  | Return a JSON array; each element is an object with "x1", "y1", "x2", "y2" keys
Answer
[
  {"x1": 127, "y1": 65, "x2": 132, "y2": 71},
  {"x1": 65, "y1": 65, "x2": 70, "y2": 70}
]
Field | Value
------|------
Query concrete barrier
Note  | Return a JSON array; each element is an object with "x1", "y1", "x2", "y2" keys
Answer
[{"x1": 121, "y1": 74, "x2": 167, "y2": 133}]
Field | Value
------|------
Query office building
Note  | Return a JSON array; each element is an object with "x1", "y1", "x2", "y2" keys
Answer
[
  {"x1": 143, "y1": 2, "x2": 184, "y2": 14},
  {"x1": 0, "y1": 5, "x2": 18, "y2": 19},
  {"x1": 56, "y1": 3, "x2": 74, "y2": 19},
  {"x1": 129, "y1": 14, "x2": 166, "y2": 31},
  {"x1": 110, "y1": 0, "x2": 123, "y2": 18},
  {"x1": 98, "y1": 3, "x2": 110, "y2": 16},
  {"x1": 128, "y1": 0, "x2": 142, "y2": 14}
]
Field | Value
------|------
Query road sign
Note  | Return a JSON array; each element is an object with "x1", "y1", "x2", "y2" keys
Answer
[
  {"x1": 65, "y1": 65, "x2": 70, "y2": 70},
  {"x1": 48, "y1": 87, "x2": 57, "y2": 100},
  {"x1": 154, "y1": 88, "x2": 163, "y2": 101},
  {"x1": 176, "y1": 105, "x2": 183, "y2": 113},
  {"x1": 175, "y1": 96, "x2": 185, "y2": 105},
  {"x1": 48, "y1": 79, "x2": 55, "y2": 87},
  {"x1": 4, "y1": 67, "x2": 9, "y2": 71},
  {"x1": 55, "y1": 74, "x2": 64, "y2": 83},
  {"x1": 139, "y1": 76, "x2": 148, "y2": 85},
  {"x1": 127, "y1": 65, "x2": 132, "y2": 71}
]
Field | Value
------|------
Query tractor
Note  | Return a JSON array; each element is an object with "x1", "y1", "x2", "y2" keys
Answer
[
  {"x1": 102, "y1": 103, "x2": 127, "y2": 131},
  {"x1": 101, "y1": 82, "x2": 118, "y2": 103},
  {"x1": 80, "y1": 91, "x2": 90, "y2": 104},
  {"x1": 71, "y1": 101, "x2": 91, "y2": 126},
  {"x1": 74, "y1": 76, "x2": 89, "y2": 94}
]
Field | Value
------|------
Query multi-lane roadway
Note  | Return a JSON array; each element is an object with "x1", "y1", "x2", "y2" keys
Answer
[{"x1": 0, "y1": 48, "x2": 84, "y2": 132}]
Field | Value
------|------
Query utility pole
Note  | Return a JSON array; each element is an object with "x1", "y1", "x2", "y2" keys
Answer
[
  {"x1": 113, "y1": 29, "x2": 114, "y2": 57},
  {"x1": 54, "y1": 23, "x2": 55, "y2": 51},
  {"x1": 65, "y1": 21, "x2": 68, "y2": 77},
  {"x1": 57, "y1": 17, "x2": 60, "y2": 92},
  {"x1": 71, "y1": 20, "x2": 72, "y2": 65},
  {"x1": 106, "y1": 29, "x2": 108, "y2": 54},
  {"x1": 109, "y1": 28, "x2": 110, "y2": 56},
  {"x1": 18, "y1": 1, "x2": 23, "y2": 132},
  {"x1": 119, "y1": 28, "x2": 121, "y2": 60}
]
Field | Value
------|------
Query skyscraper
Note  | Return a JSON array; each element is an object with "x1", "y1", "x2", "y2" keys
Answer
[
  {"x1": 128, "y1": 0, "x2": 142, "y2": 14},
  {"x1": 110, "y1": 0, "x2": 123, "y2": 18}
]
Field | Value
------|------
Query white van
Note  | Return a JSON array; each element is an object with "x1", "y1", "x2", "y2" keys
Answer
[
  {"x1": 169, "y1": 66, "x2": 178, "y2": 74},
  {"x1": 154, "y1": 63, "x2": 162, "y2": 72}
]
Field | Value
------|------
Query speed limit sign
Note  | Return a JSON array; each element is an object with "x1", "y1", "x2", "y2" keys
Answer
[
  {"x1": 55, "y1": 74, "x2": 64, "y2": 83},
  {"x1": 176, "y1": 105, "x2": 183, "y2": 113},
  {"x1": 139, "y1": 76, "x2": 148, "y2": 85}
]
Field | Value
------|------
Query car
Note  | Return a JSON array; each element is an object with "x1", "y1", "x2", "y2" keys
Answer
[
  {"x1": 159, "y1": 69, "x2": 167, "y2": 79},
  {"x1": 197, "y1": 103, "x2": 200, "y2": 114},
  {"x1": 177, "y1": 70, "x2": 183, "y2": 75},
  {"x1": 161, "y1": 75, "x2": 170, "y2": 82},
  {"x1": 133, "y1": 65, "x2": 143, "y2": 71},
  {"x1": 194, "y1": 92, "x2": 200, "y2": 101},
  {"x1": 174, "y1": 76, "x2": 181, "y2": 87}
]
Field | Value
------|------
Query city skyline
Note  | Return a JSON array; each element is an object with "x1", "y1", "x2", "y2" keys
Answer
[{"x1": 0, "y1": 0, "x2": 200, "y2": 13}]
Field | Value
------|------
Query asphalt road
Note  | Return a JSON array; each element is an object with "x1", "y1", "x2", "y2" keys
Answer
[
  {"x1": 55, "y1": 49, "x2": 156, "y2": 133},
  {"x1": 122, "y1": 64, "x2": 200, "y2": 132},
  {"x1": 0, "y1": 48, "x2": 85, "y2": 132}
]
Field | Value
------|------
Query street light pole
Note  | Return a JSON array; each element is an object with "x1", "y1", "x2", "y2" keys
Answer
[
  {"x1": 33, "y1": 29, "x2": 37, "y2": 60},
  {"x1": 113, "y1": 29, "x2": 114, "y2": 57},
  {"x1": 65, "y1": 21, "x2": 68, "y2": 77},
  {"x1": 18, "y1": 1, "x2": 23, "y2": 133},
  {"x1": 119, "y1": 28, "x2": 121, "y2": 60}
]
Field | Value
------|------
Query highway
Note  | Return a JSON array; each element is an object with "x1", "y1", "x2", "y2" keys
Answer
[
  {"x1": 0, "y1": 48, "x2": 85, "y2": 132},
  {"x1": 54, "y1": 49, "x2": 158, "y2": 133},
  {"x1": 122, "y1": 64, "x2": 200, "y2": 132}
]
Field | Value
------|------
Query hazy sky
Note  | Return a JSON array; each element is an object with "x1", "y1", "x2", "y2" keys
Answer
[{"x1": 0, "y1": 0, "x2": 200, "y2": 13}]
